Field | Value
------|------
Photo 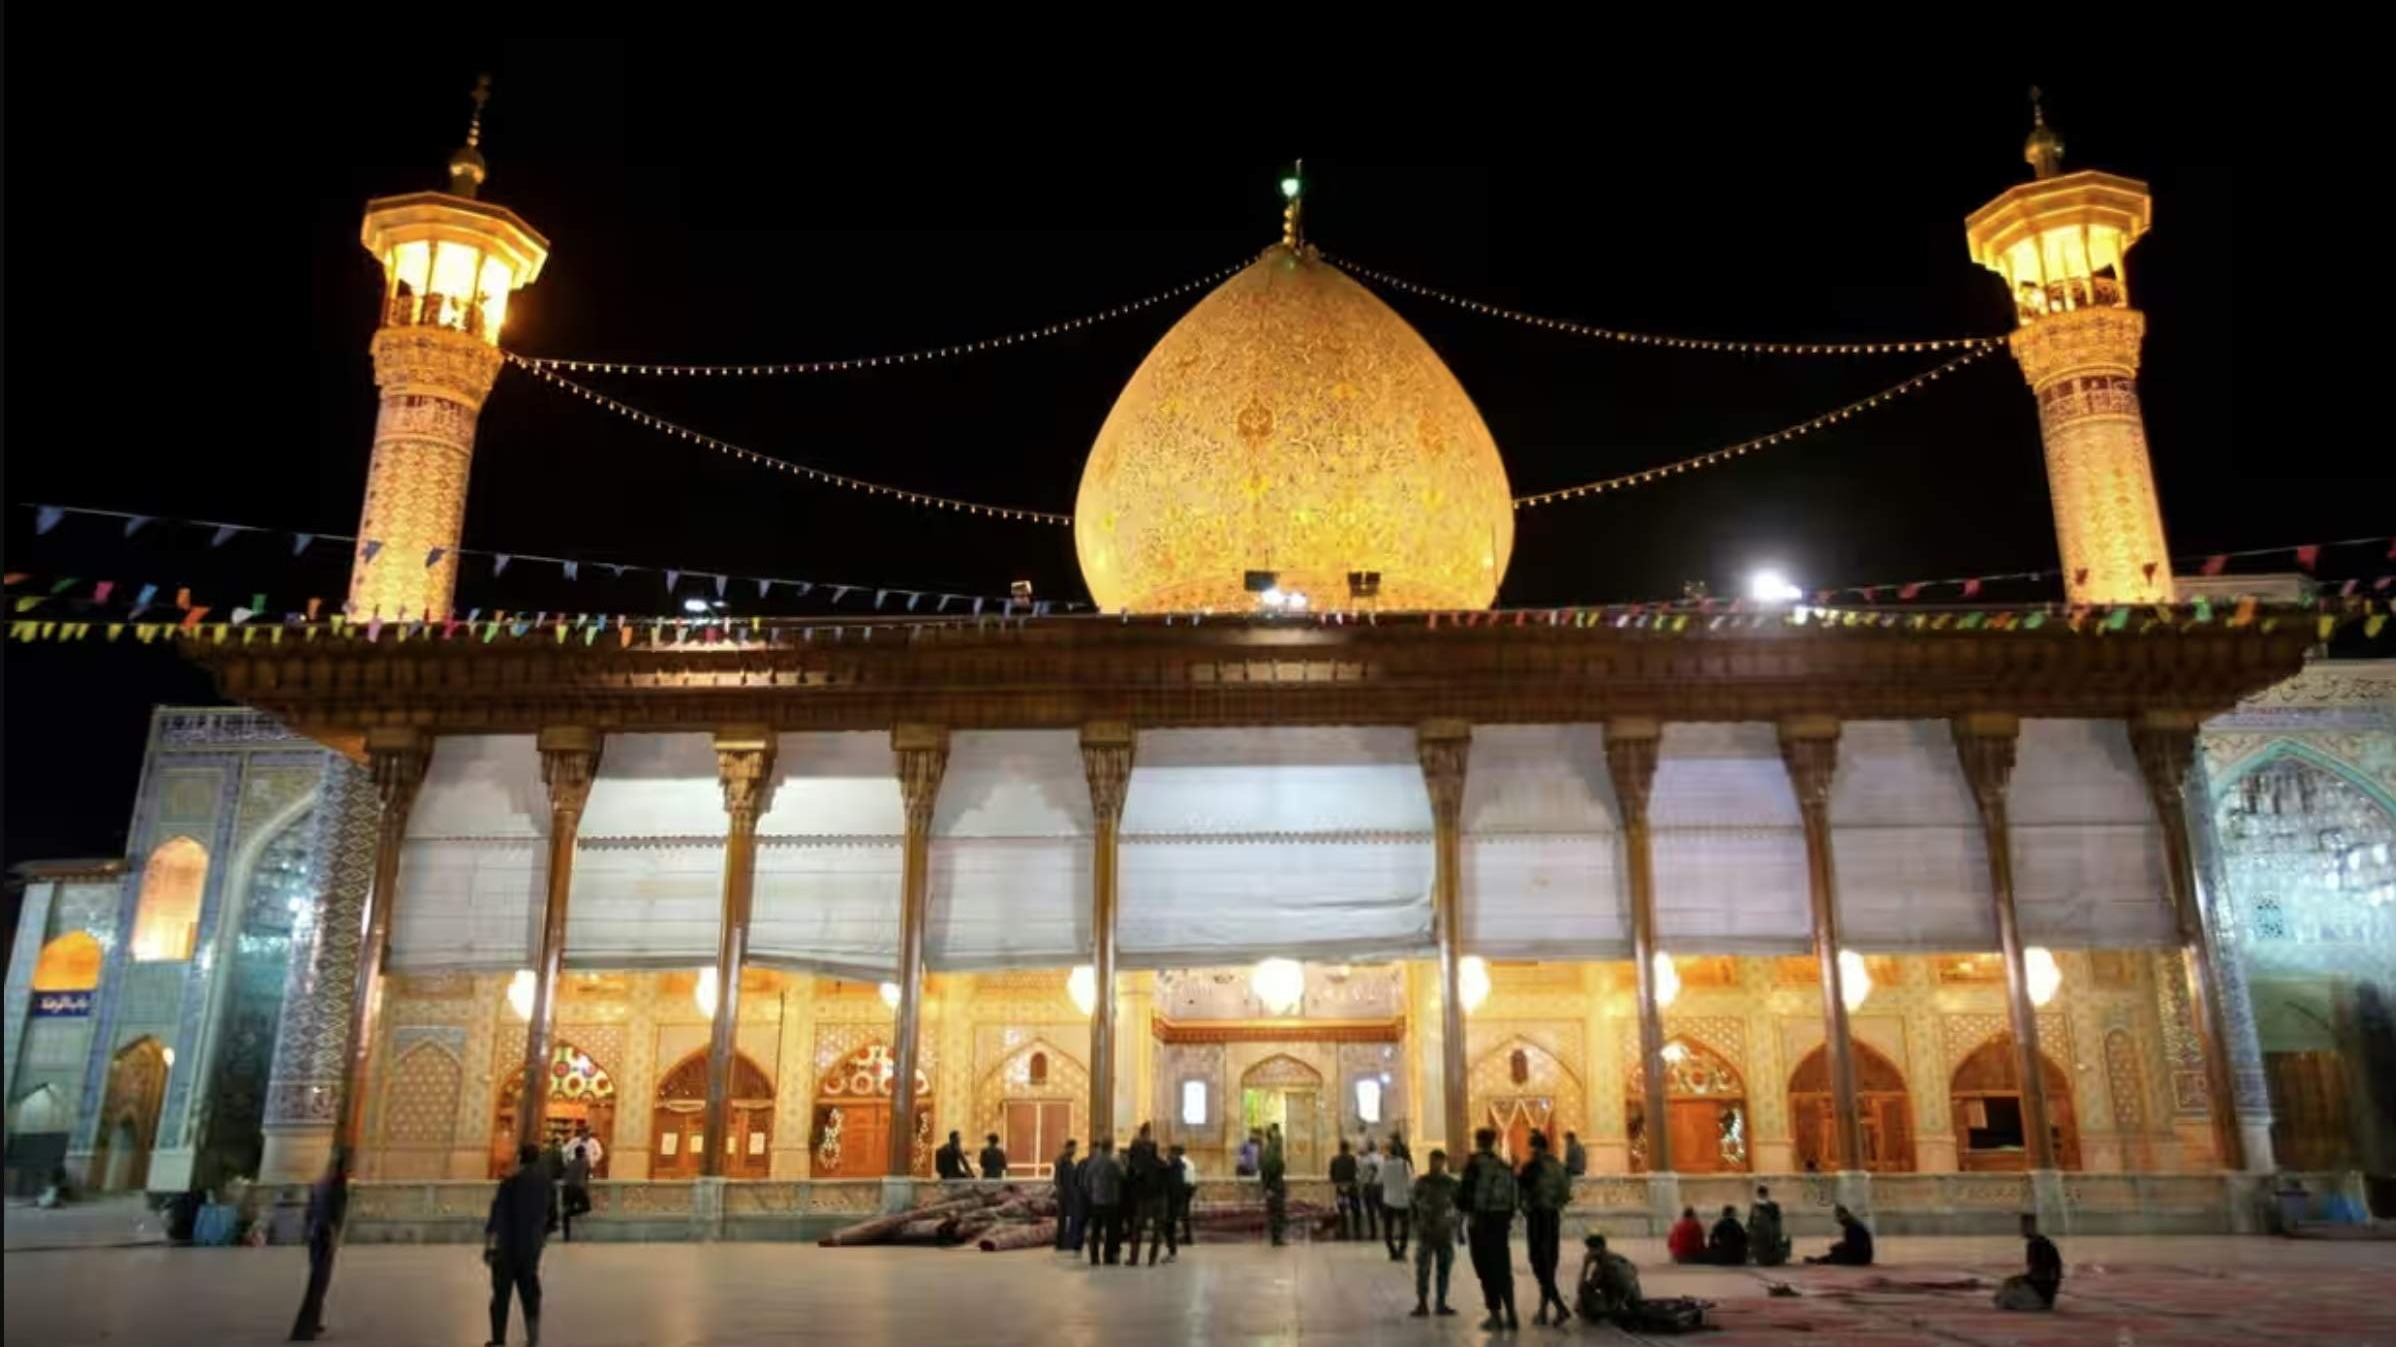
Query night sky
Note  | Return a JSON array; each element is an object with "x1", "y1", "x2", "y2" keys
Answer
[{"x1": 0, "y1": 47, "x2": 2342, "y2": 872}]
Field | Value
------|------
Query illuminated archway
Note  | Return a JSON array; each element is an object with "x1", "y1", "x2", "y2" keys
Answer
[
  {"x1": 87, "y1": 1037, "x2": 169, "y2": 1192},
  {"x1": 1629, "y1": 1036, "x2": 1749, "y2": 1174},
  {"x1": 489, "y1": 1041, "x2": 616, "y2": 1178},
  {"x1": 129, "y1": 838, "x2": 207, "y2": 962},
  {"x1": 1241, "y1": 1054, "x2": 1326, "y2": 1176},
  {"x1": 1951, "y1": 1034, "x2": 2080, "y2": 1171},
  {"x1": 812, "y1": 1042, "x2": 934, "y2": 1179},
  {"x1": 1470, "y1": 1036, "x2": 1584, "y2": 1167},
  {"x1": 978, "y1": 1039, "x2": 1088, "y2": 1179},
  {"x1": 31, "y1": 931, "x2": 103, "y2": 995},
  {"x1": 1787, "y1": 1040, "x2": 1915, "y2": 1172},
  {"x1": 652, "y1": 1050, "x2": 774, "y2": 1180}
]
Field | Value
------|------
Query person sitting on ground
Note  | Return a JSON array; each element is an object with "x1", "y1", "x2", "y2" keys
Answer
[
  {"x1": 1666, "y1": 1205, "x2": 1708, "y2": 1263},
  {"x1": 1707, "y1": 1204, "x2": 1749, "y2": 1266},
  {"x1": 1804, "y1": 1204, "x2": 1875, "y2": 1266},
  {"x1": 1994, "y1": 1212, "x2": 2062, "y2": 1311},
  {"x1": 1576, "y1": 1232, "x2": 1644, "y2": 1323},
  {"x1": 1746, "y1": 1184, "x2": 1789, "y2": 1266}
]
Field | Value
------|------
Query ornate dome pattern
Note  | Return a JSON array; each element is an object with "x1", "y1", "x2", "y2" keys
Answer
[{"x1": 1075, "y1": 245, "x2": 1514, "y2": 613}]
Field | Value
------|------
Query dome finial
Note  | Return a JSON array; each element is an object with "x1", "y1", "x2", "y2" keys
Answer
[
  {"x1": 2024, "y1": 85, "x2": 2064, "y2": 180},
  {"x1": 447, "y1": 73, "x2": 494, "y2": 199},
  {"x1": 1279, "y1": 159, "x2": 1305, "y2": 250}
]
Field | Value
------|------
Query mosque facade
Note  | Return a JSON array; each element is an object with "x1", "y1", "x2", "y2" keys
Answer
[{"x1": 5, "y1": 101, "x2": 2390, "y2": 1238}]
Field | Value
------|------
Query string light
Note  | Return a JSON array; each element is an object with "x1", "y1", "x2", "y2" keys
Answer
[
  {"x1": 1512, "y1": 344, "x2": 2000, "y2": 508},
  {"x1": 507, "y1": 355, "x2": 1074, "y2": 525},
  {"x1": 514, "y1": 259, "x2": 1251, "y2": 378},
  {"x1": 1326, "y1": 253, "x2": 2003, "y2": 356}
]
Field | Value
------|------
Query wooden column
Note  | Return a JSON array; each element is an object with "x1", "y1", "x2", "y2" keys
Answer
[
  {"x1": 517, "y1": 727, "x2": 602, "y2": 1149},
  {"x1": 1080, "y1": 722, "x2": 1134, "y2": 1146},
  {"x1": 1417, "y1": 720, "x2": 1472, "y2": 1153},
  {"x1": 2130, "y1": 711, "x2": 2247, "y2": 1172},
  {"x1": 336, "y1": 727, "x2": 430, "y2": 1156},
  {"x1": 1604, "y1": 718, "x2": 1672, "y2": 1174},
  {"x1": 1780, "y1": 717, "x2": 1865, "y2": 1172},
  {"x1": 886, "y1": 725, "x2": 948, "y2": 1177},
  {"x1": 1951, "y1": 713, "x2": 2056, "y2": 1170},
  {"x1": 703, "y1": 727, "x2": 776, "y2": 1179}
]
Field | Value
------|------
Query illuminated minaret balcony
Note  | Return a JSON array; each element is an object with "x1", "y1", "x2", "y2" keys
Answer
[
  {"x1": 346, "y1": 75, "x2": 549, "y2": 622},
  {"x1": 1966, "y1": 91, "x2": 2170, "y2": 607}
]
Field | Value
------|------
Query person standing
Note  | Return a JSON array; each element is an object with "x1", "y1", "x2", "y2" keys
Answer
[
  {"x1": 1052, "y1": 1139, "x2": 1083, "y2": 1252},
  {"x1": 286, "y1": 1147, "x2": 348, "y2": 1341},
  {"x1": 1329, "y1": 1139, "x2": 1360, "y2": 1240},
  {"x1": 1404, "y1": 1148, "x2": 1461, "y2": 1318},
  {"x1": 1167, "y1": 1143, "x2": 1196, "y2": 1251},
  {"x1": 936, "y1": 1130, "x2": 973, "y2": 1181},
  {"x1": 1260, "y1": 1123, "x2": 1288, "y2": 1246},
  {"x1": 1125, "y1": 1123, "x2": 1173, "y2": 1266},
  {"x1": 1519, "y1": 1131, "x2": 1572, "y2": 1324},
  {"x1": 1995, "y1": 1213, "x2": 2063, "y2": 1310},
  {"x1": 1458, "y1": 1127, "x2": 1520, "y2": 1331},
  {"x1": 1379, "y1": 1141, "x2": 1413, "y2": 1261},
  {"x1": 566, "y1": 1121, "x2": 603, "y2": 1176},
  {"x1": 1081, "y1": 1138, "x2": 1124, "y2": 1266},
  {"x1": 485, "y1": 1142, "x2": 553, "y2": 1347},
  {"x1": 1562, "y1": 1130, "x2": 1587, "y2": 1179},
  {"x1": 1370, "y1": 1131, "x2": 1389, "y2": 1236},
  {"x1": 558, "y1": 1143, "x2": 590, "y2": 1244},
  {"x1": 979, "y1": 1132, "x2": 1008, "y2": 1180},
  {"x1": 1236, "y1": 1129, "x2": 1262, "y2": 1178}
]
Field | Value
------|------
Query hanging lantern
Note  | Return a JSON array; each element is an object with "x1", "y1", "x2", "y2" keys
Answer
[
  {"x1": 879, "y1": 981, "x2": 902, "y2": 1009},
  {"x1": 1651, "y1": 950, "x2": 1681, "y2": 1009},
  {"x1": 1251, "y1": 958, "x2": 1305, "y2": 1015},
  {"x1": 1066, "y1": 965, "x2": 1099, "y2": 1016},
  {"x1": 694, "y1": 967, "x2": 719, "y2": 1019},
  {"x1": 2025, "y1": 946, "x2": 2063, "y2": 1008},
  {"x1": 1838, "y1": 949, "x2": 1872, "y2": 1013},
  {"x1": 506, "y1": 969, "x2": 536, "y2": 1021},
  {"x1": 1459, "y1": 955, "x2": 1493, "y2": 1013}
]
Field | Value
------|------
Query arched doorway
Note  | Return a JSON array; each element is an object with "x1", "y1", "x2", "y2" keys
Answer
[
  {"x1": 1471, "y1": 1038, "x2": 1584, "y2": 1167},
  {"x1": 87, "y1": 1038, "x2": 169, "y2": 1192},
  {"x1": 651, "y1": 1050, "x2": 774, "y2": 1180},
  {"x1": 490, "y1": 1042, "x2": 617, "y2": 1179},
  {"x1": 1241, "y1": 1055, "x2": 1325, "y2": 1176},
  {"x1": 1951, "y1": 1034, "x2": 2080, "y2": 1171},
  {"x1": 1788, "y1": 1040, "x2": 1915, "y2": 1172},
  {"x1": 811, "y1": 1042, "x2": 934, "y2": 1179},
  {"x1": 981, "y1": 1040, "x2": 1086, "y2": 1179},
  {"x1": 1628, "y1": 1037, "x2": 1750, "y2": 1174}
]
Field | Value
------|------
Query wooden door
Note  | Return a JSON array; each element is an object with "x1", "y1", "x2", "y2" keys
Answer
[
  {"x1": 1668, "y1": 1100, "x2": 1744, "y2": 1173},
  {"x1": 814, "y1": 1102, "x2": 889, "y2": 1179},
  {"x1": 2267, "y1": 1051, "x2": 2356, "y2": 1171},
  {"x1": 1002, "y1": 1100, "x2": 1073, "y2": 1177}
]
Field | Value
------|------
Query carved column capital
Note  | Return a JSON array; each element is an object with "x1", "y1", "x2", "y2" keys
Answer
[
  {"x1": 1948, "y1": 712, "x2": 2020, "y2": 807},
  {"x1": 2129, "y1": 711, "x2": 2201, "y2": 812},
  {"x1": 1080, "y1": 721, "x2": 1136, "y2": 828},
  {"x1": 1776, "y1": 716, "x2": 1841, "y2": 809},
  {"x1": 713, "y1": 726, "x2": 779, "y2": 826},
  {"x1": 892, "y1": 724, "x2": 949, "y2": 830},
  {"x1": 363, "y1": 727, "x2": 431, "y2": 813},
  {"x1": 1417, "y1": 720, "x2": 1472, "y2": 821},
  {"x1": 536, "y1": 727, "x2": 604, "y2": 821},
  {"x1": 1603, "y1": 718, "x2": 1661, "y2": 822}
]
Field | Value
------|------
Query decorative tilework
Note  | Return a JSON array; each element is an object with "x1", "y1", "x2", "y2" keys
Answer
[{"x1": 266, "y1": 762, "x2": 379, "y2": 1126}]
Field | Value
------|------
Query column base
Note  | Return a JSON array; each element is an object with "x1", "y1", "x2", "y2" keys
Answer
[
  {"x1": 1832, "y1": 1170, "x2": 1872, "y2": 1222},
  {"x1": 2236, "y1": 1119, "x2": 2277, "y2": 1174},
  {"x1": 880, "y1": 1176, "x2": 918, "y2": 1214},
  {"x1": 259, "y1": 1124, "x2": 336, "y2": 1184},
  {"x1": 691, "y1": 1175, "x2": 727, "y2": 1242},
  {"x1": 1646, "y1": 1173, "x2": 1682, "y2": 1234},
  {"x1": 2028, "y1": 1168, "x2": 2068, "y2": 1233}
]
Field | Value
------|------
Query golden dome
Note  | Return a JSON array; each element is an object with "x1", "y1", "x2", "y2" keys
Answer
[{"x1": 1075, "y1": 245, "x2": 1514, "y2": 613}]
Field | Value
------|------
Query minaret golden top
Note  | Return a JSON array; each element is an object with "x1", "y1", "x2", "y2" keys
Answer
[
  {"x1": 2024, "y1": 86, "x2": 2064, "y2": 180},
  {"x1": 447, "y1": 74, "x2": 494, "y2": 199},
  {"x1": 1279, "y1": 160, "x2": 1305, "y2": 250}
]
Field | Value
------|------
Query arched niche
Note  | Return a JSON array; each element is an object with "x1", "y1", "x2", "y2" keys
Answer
[
  {"x1": 1629, "y1": 1036, "x2": 1750, "y2": 1174},
  {"x1": 1951, "y1": 1034, "x2": 2080, "y2": 1171},
  {"x1": 489, "y1": 1041, "x2": 617, "y2": 1179},
  {"x1": 651, "y1": 1049, "x2": 774, "y2": 1180},
  {"x1": 31, "y1": 932, "x2": 103, "y2": 993},
  {"x1": 1241, "y1": 1054, "x2": 1326, "y2": 1176},
  {"x1": 1469, "y1": 1036, "x2": 1584, "y2": 1167},
  {"x1": 88, "y1": 1037, "x2": 169, "y2": 1192},
  {"x1": 980, "y1": 1039, "x2": 1087, "y2": 1179},
  {"x1": 813, "y1": 1041, "x2": 934, "y2": 1179},
  {"x1": 1787, "y1": 1039, "x2": 1915, "y2": 1172},
  {"x1": 130, "y1": 838, "x2": 207, "y2": 963}
]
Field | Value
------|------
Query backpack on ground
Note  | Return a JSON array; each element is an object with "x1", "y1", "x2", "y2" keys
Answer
[{"x1": 1626, "y1": 1297, "x2": 1712, "y2": 1334}]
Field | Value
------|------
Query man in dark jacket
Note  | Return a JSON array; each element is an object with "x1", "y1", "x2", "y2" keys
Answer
[
  {"x1": 1458, "y1": 1128, "x2": 1520, "y2": 1331},
  {"x1": 1806, "y1": 1204, "x2": 1875, "y2": 1266},
  {"x1": 1081, "y1": 1138, "x2": 1124, "y2": 1265},
  {"x1": 1260, "y1": 1124, "x2": 1289, "y2": 1246},
  {"x1": 487, "y1": 1142, "x2": 553, "y2": 1346},
  {"x1": 1052, "y1": 1139, "x2": 1083, "y2": 1252},
  {"x1": 979, "y1": 1133, "x2": 1008, "y2": 1179},
  {"x1": 1329, "y1": 1139, "x2": 1361, "y2": 1239},
  {"x1": 287, "y1": 1147, "x2": 348, "y2": 1341},
  {"x1": 936, "y1": 1130, "x2": 973, "y2": 1180},
  {"x1": 1519, "y1": 1131, "x2": 1572, "y2": 1323},
  {"x1": 1562, "y1": 1131, "x2": 1587, "y2": 1178},
  {"x1": 1707, "y1": 1205, "x2": 1750, "y2": 1266},
  {"x1": 1124, "y1": 1122, "x2": 1173, "y2": 1266}
]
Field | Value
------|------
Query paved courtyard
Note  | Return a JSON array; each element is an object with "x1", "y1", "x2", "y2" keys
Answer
[{"x1": 6, "y1": 1228, "x2": 2394, "y2": 1346}]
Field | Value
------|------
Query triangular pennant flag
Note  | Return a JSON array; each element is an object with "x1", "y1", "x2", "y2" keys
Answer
[
  {"x1": 665, "y1": 569, "x2": 681, "y2": 591},
  {"x1": 2192, "y1": 597, "x2": 2214, "y2": 624},
  {"x1": 230, "y1": 607, "x2": 255, "y2": 626},
  {"x1": 182, "y1": 606, "x2": 210, "y2": 629},
  {"x1": 94, "y1": 581, "x2": 115, "y2": 604},
  {"x1": 1897, "y1": 582, "x2": 1922, "y2": 601},
  {"x1": 757, "y1": 578, "x2": 772, "y2": 598},
  {"x1": 2024, "y1": 612, "x2": 2047, "y2": 630},
  {"x1": 791, "y1": 582, "x2": 812, "y2": 598},
  {"x1": 491, "y1": 553, "x2": 512, "y2": 577},
  {"x1": 366, "y1": 618, "x2": 383, "y2": 641},
  {"x1": 972, "y1": 597, "x2": 984, "y2": 616},
  {"x1": 137, "y1": 583, "x2": 158, "y2": 608},
  {"x1": 831, "y1": 586, "x2": 853, "y2": 606},
  {"x1": 2295, "y1": 544, "x2": 2321, "y2": 572},
  {"x1": 875, "y1": 590, "x2": 889, "y2": 610},
  {"x1": 2232, "y1": 597, "x2": 2258, "y2": 627},
  {"x1": 362, "y1": 540, "x2": 383, "y2": 564},
  {"x1": 907, "y1": 592, "x2": 923, "y2": 612},
  {"x1": 210, "y1": 524, "x2": 239, "y2": 548},
  {"x1": 939, "y1": 595, "x2": 955, "y2": 613},
  {"x1": 714, "y1": 574, "x2": 728, "y2": 598},
  {"x1": 2368, "y1": 614, "x2": 2388, "y2": 639},
  {"x1": 49, "y1": 577, "x2": 77, "y2": 595},
  {"x1": 174, "y1": 587, "x2": 192, "y2": 609},
  {"x1": 250, "y1": 592, "x2": 266, "y2": 615},
  {"x1": 2200, "y1": 554, "x2": 2228, "y2": 577},
  {"x1": 2318, "y1": 614, "x2": 2340, "y2": 641},
  {"x1": 125, "y1": 516, "x2": 152, "y2": 538},
  {"x1": 34, "y1": 506, "x2": 64, "y2": 534},
  {"x1": 562, "y1": 561, "x2": 579, "y2": 582},
  {"x1": 1859, "y1": 587, "x2": 1879, "y2": 604},
  {"x1": 1961, "y1": 578, "x2": 1982, "y2": 598},
  {"x1": 12, "y1": 596, "x2": 40, "y2": 613},
  {"x1": 107, "y1": 623, "x2": 124, "y2": 641},
  {"x1": 291, "y1": 532, "x2": 313, "y2": 556}
]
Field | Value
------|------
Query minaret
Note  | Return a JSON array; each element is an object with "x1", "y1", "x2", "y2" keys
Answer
[
  {"x1": 1966, "y1": 90, "x2": 2170, "y2": 606},
  {"x1": 349, "y1": 75, "x2": 549, "y2": 620}
]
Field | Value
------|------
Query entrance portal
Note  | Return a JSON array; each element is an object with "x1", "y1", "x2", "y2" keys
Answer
[
  {"x1": 490, "y1": 1042, "x2": 617, "y2": 1179},
  {"x1": 1788, "y1": 1040, "x2": 1915, "y2": 1172},
  {"x1": 1950, "y1": 1034, "x2": 2080, "y2": 1170},
  {"x1": 88, "y1": 1037, "x2": 168, "y2": 1192}
]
